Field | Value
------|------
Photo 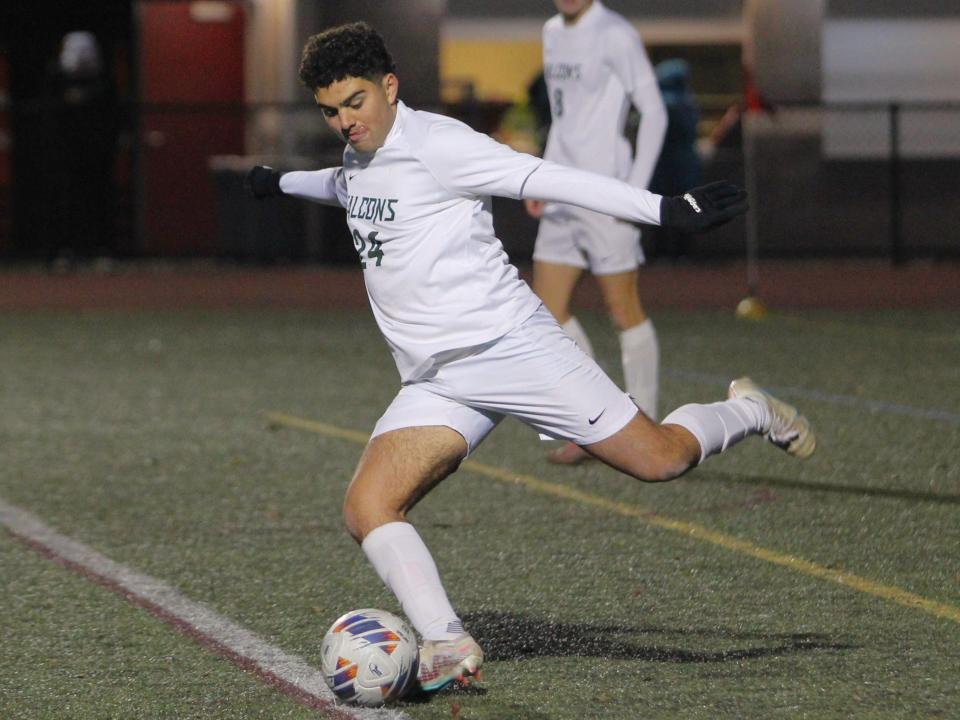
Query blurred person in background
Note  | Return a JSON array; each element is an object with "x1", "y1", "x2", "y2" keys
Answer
[
  {"x1": 526, "y1": 71, "x2": 551, "y2": 154},
  {"x1": 649, "y1": 59, "x2": 704, "y2": 259},
  {"x1": 524, "y1": 0, "x2": 667, "y2": 464},
  {"x1": 44, "y1": 31, "x2": 118, "y2": 268}
]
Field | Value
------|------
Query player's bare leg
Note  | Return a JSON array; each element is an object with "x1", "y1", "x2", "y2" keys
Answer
[
  {"x1": 343, "y1": 426, "x2": 465, "y2": 541},
  {"x1": 583, "y1": 378, "x2": 815, "y2": 481},
  {"x1": 343, "y1": 426, "x2": 484, "y2": 691},
  {"x1": 532, "y1": 259, "x2": 583, "y2": 326},
  {"x1": 583, "y1": 411, "x2": 700, "y2": 481},
  {"x1": 595, "y1": 268, "x2": 646, "y2": 331}
]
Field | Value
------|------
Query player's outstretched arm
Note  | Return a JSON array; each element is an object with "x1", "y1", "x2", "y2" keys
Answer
[
  {"x1": 521, "y1": 160, "x2": 747, "y2": 231},
  {"x1": 659, "y1": 180, "x2": 748, "y2": 234},
  {"x1": 419, "y1": 121, "x2": 746, "y2": 232},
  {"x1": 245, "y1": 165, "x2": 346, "y2": 208}
]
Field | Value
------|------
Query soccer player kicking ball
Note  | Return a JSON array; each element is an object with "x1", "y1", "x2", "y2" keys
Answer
[
  {"x1": 248, "y1": 22, "x2": 815, "y2": 695},
  {"x1": 526, "y1": 0, "x2": 667, "y2": 465}
]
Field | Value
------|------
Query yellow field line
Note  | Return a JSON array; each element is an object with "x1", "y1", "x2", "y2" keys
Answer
[
  {"x1": 267, "y1": 412, "x2": 371, "y2": 444},
  {"x1": 266, "y1": 411, "x2": 960, "y2": 625}
]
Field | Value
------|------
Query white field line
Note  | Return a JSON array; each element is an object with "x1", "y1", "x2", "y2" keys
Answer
[{"x1": 0, "y1": 497, "x2": 409, "y2": 720}]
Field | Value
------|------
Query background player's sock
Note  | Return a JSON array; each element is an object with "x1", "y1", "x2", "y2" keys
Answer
[
  {"x1": 361, "y1": 522, "x2": 463, "y2": 641},
  {"x1": 561, "y1": 316, "x2": 595, "y2": 358},
  {"x1": 662, "y1": 397, "x2": 769, "y2": 463},
  {"x1": 620, "y1": 319, "x2": 659, "y2": 419}
]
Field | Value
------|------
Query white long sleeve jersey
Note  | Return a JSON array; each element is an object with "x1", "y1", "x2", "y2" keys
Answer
[
  {"x1": 542, "y1": 0, "x2": 666, "y2": 190},
  {"x1": 281, "y1": 101, "x2": 662, "y2": 382}
]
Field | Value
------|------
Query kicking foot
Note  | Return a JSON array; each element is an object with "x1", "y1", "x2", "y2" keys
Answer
[
  {"x1": 417, "y1": 634, "x2": 484, "y2": 692},
  {"x1": 546, "y1": 441, "x2": 593, "y2": 465},
  {"x1": 728, "y1": 377, "x2": 816, "y2": 459}
]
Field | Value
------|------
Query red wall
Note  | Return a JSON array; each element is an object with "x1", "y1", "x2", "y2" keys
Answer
[{"x1": 139, "y1": 1, "x2": 245, "y2": 256}]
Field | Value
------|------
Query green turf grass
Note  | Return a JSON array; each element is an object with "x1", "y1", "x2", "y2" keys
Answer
[
  {"x1": 1, "y1": 308, "x2": 957, "y2": 719},
  {"x1": 0, "y1": 531, "x2": 323, "y2": 719}
]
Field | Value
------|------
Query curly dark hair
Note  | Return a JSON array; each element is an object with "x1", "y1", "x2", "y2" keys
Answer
[{"x1": 298, "y1": 22, "x2": 396, "y2": 90}]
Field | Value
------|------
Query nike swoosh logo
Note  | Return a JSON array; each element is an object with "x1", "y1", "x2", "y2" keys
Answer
[
  {"x1": 349, "y1": 173, "x2": 357, "y2": 180},
  {"x1": 588, "y1": 410, "x2": 605, "y2": 425}
]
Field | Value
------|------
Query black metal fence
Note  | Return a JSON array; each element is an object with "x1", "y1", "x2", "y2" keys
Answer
[
  {"x1": 735, "y1": 101, "x2": 960, "y2": 264},
  {"x1": 1, "y1": 99, "x2": 958, "y2": 264}
]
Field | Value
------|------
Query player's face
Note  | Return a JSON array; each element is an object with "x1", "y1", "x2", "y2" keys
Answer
[
  {"x1": 554, "y1": 0, "x2": 593, "y2": 22},
  {"x1": 314, "y1": 73, "x2": 399, "y2": 154}
]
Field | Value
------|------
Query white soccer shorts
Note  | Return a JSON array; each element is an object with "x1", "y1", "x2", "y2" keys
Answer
[
  {"x1": 532, "y1": 203, "x2": 644, "y2": 275},
  {"x1": 371, "y1": 305, "x2": 639, "y2": 454}
]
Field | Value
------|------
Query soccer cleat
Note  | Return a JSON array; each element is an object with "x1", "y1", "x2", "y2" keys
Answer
[
  {"x1": 728, "y1": 377, "x2": 816, "y2": 459},
  {"x1": 416, "y1": 634, "x2": 484, "y2": 692},
  {"x1": 545, "y1": 441, "x2": 593, "y2": 465}
]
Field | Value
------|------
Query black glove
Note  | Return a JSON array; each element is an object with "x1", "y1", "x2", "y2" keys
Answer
[
  {"x1": 245, "y1": 166, "x2": 283, "y2": 198},
  {"x1": 659, "y1": 181, "x2": 748, "y2": 233}
]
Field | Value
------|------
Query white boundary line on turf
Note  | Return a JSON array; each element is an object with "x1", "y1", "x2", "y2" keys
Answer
[{"x1": 0, "y1": 497, "x2": 409, "y2": 720}]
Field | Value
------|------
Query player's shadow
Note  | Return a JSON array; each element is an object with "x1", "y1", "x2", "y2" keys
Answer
[
  {"x1": 401, "y1": 611, "x2": 853, "y2": 705},
  {"x1": 695, "y1": 470, "x2": 960, "y2": 506},
  {"x1": 461, "y1": 610, "x2": 855, "y2": 664}
]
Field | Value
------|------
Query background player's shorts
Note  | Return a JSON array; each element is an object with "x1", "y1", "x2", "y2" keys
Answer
[
  {"x1": 532, "y1": 203, "x2": 644, "y2": 275},
  {"x1": 371, "y1": 305, "x2": 639, "y2": 454}
]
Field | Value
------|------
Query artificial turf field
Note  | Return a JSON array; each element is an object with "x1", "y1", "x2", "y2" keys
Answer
[{"x1": 1, "y1": 304, "x2": 958, "y2": 719}]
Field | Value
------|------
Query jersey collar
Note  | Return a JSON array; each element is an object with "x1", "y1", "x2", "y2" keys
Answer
[{"x1": 382, "y1": 100, "x2": 407, "y2": 149}]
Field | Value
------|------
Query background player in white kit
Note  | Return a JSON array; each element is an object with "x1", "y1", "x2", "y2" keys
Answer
[
  {"x1": 526, "y1": 0, "x2": 667, "y2": 465},
  {"x1": 247, "y1": 22, "x2": 815, "y2": 695}
]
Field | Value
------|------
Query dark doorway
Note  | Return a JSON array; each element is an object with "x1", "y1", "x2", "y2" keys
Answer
[{"x1": 1, "y1": 1, "x2": 133, "y2": 262}]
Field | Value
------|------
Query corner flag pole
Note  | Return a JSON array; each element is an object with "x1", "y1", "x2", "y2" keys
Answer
[{"x1": 737, "y1": 109, "x2": 767, "y2": 320}]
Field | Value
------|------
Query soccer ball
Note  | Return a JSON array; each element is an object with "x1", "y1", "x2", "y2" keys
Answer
[{"x1": 320, "y1": 608, "x2": 420, "y2": 706}]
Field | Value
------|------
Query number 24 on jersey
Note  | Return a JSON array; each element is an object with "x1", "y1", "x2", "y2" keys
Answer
[{"x1": 352, "y1": 229, "x2": 385, "y2": 268}]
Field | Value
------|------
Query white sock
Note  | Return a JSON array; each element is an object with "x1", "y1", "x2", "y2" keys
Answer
[
  {"x1": 561, "y1": 316, "x2": 595, "y2": 358},
  {"x1": 361, "y1": 521, "x2": 463, "y2": 641},
  {"x1": 662, "y1": 397, "x2": 769, "y2": 464},
  {"x1": 620, "y1": 319, "x2": 659, "y2": 419}
]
